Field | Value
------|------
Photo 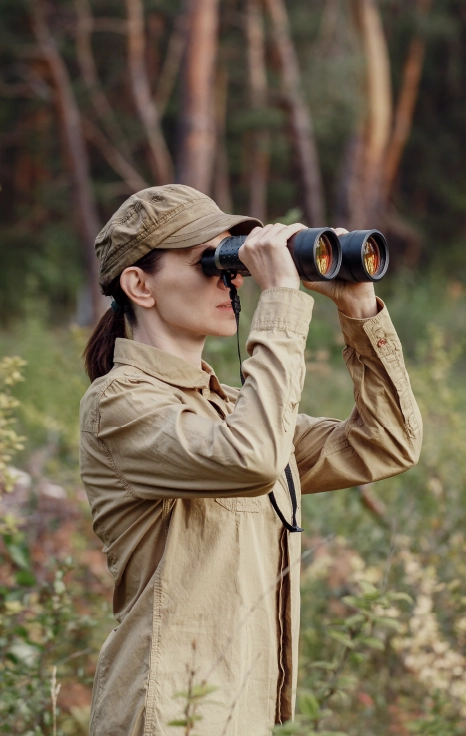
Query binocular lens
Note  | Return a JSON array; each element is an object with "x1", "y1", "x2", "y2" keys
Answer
[
  {"x1": 316, "y1": 235, "x2": 333, "y2": 275},
  {"x1": 363, "y1": 236, "x2": 381, "y2": 277}
]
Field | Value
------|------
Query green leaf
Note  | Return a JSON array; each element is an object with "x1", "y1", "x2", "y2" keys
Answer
[
  {"x1": 341, "y1": 595, "x2": 365, "y2": 609},
  {"x1": 389, "y1": 592, "x2": 414, "y2": 605},
  {"x1": 344, "y1": 613, "x2": 366, "y2": 628},
  {"x1": 349, "y1": 651, "x2": 367, "y2": 665},
  {"x1": 191, "y1": 683, "x2": 218, "y2": 699},
  {"x1": 374, "y1": 616, "x2": 403, "y2": 631},
  {"x1": 336, "y1": 674, "x2": 358, "y2": 690},
  {"x1": 168, "y1": 719, "x2": 188, "y2": 726},
  {"x1": 298, "y1": 691, "x2": 320, "y2": 719},
  {"x1": 358, "y1": 636, "x2": 385, "y2": 651},
  {"x1": 328, "y1": 630, "x2": 355, "y2": 648},
  {"x1": 15, "y1": 569, "x2": 36, "y2": 587},
  {"x1": 358, "y1": 581, "x2": 379, "y2": 596},
  {"x1": 6, "y1": 543, "x2": 30, "y2": 570}
]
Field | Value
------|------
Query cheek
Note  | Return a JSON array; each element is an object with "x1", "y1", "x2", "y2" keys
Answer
[{"x1": 153, "y1": 268, "x2": 217, "y2": 319}]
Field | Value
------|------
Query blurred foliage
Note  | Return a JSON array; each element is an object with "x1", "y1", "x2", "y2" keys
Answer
[
  {"x1": 0, "y1": 356, "x2": 26, "y2": 491},
  {"x1": 1, "y1": 277, "x2": 465, "y2": 732}
]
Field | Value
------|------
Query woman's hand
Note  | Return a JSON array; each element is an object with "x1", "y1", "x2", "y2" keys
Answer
[
  {"x1": 302, "y1": 228, "x2": 379, "y2": 318},
  {"x1": 238, "y1": 222, "x2": 306, "y2": 292}
]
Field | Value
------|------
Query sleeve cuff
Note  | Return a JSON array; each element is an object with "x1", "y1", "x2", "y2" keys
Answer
[
  {"x1": 250, "y1": 287, "x2": 314, "y2": 336},
  {"x1": 338, "y1": 298, "x2": 401, "y2": 357}
]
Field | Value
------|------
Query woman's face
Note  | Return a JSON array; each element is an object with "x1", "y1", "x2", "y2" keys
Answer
[{"x1": 144, "y1": 231, "x2": 244, "y2": 339}]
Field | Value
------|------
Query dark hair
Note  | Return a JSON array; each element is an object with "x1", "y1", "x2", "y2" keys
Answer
[{"x1": 83, "y1": 248, "x2": 165, "y2": 382}]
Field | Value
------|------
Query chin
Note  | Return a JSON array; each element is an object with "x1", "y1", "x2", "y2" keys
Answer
[{"x1": 207, "y1": 322, "x2": 237, "y2": 338}]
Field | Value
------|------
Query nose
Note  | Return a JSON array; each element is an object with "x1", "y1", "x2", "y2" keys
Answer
[{"x1": 218, "y1": 273, "x2": 244, "y2": 290}]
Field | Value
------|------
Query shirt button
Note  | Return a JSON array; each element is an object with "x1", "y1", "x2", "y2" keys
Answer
[{"x1": 377, "y1": 338, "x2": 387, "y2": 347}]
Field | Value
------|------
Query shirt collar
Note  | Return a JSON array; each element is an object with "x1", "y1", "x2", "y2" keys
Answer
[{"x1": 113, "y1": 338, "x2": 229, "y2": 399}]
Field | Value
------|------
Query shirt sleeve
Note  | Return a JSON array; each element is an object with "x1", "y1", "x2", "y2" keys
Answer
[
  {"x1": 93, "y1": 288, "x2": 314, "y2": 500},
  {"x1": 293, "y1": 299, "x2": 423, "y2": 494}
]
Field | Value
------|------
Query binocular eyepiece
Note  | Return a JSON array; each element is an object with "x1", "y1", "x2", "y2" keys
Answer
[{"x1": 201, "y1": 228, "x2": 389, "y2": 283}]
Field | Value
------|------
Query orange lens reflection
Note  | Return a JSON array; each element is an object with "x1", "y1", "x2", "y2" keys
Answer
[
  {"x1": 363, "y1": 237, "x2": 381, "y2": 276},
  {"x1": 316, "y1": 235, "x2": 333, "y2": 275}
]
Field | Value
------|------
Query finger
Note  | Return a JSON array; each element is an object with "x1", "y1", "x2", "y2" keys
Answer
[
  {"x1": 283, "y1": 222, "x2": 307, "y2": 236},
  {"x1": 248, "y1": 223, "x2": 291, "y2": 247},
  {"x1": 332, "y1": 227, "x2": 349, "y2": 236},
  {"x1": 244, "y1": 223, "x2": 277, "y2": 245}
]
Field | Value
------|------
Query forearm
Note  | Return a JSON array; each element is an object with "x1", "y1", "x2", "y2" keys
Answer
[{"x1": 294, "y1": 300, "x2": 423, "y2": 493}]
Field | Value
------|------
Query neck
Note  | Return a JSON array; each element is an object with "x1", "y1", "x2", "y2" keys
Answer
[{"x1": 131, "y1": 316, "x2": 205, "y2": 369}]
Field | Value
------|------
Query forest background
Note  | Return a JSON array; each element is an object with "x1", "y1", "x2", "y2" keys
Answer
[{"x1": 0, "y1": 0, "x2": 465, "y2": 734}]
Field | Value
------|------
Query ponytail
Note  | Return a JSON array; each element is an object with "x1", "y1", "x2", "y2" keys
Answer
[
  {"x1": 83, "y1": 248, "x2": 165, "y2": 382},
  {"x1": 83, "y1": 304, "x2": 127, "y2": 382}
]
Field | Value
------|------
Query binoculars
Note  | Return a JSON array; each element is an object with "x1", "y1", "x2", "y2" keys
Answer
[{"x1": 201, "y1": 228, "x2": 389, "y2": 282}]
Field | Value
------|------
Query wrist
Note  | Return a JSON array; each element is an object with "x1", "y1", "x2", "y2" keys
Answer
[{"x1": 335, "y1": 296, "x2": 379, "y2": 319}]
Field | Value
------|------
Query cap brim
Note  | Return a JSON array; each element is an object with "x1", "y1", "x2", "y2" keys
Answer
[{"x1": 161, "y1": 212, "x2": 263, "y2": 249}]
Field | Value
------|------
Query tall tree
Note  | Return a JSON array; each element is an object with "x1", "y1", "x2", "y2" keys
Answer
[
  {"x1": 382, "y1": 0, "x2": 432, "y2": 202},
  {"x1": 125, "y1": 0, "x2": 174, "y2": 184},
  {"x1": 74, "y1": 0, "x2": 147, "y2": 193},
  {"x1": 246, "y1": 0, "x2": 269, "y2": 223},
  {"x1": 346, "y1": 0, "x2": 392, "y2": 229},
  {"x1": 212, "y1": 65, "x2": 233, "y2": 212},
  {"x1": 177, "y1": 0, "x2": 220, "y2": 194},
  {"x1": 264, "y1": 0, "x2": 325, "y2": 225},
  {"x1": 31, "y1": 0, "x2": 104, "y2": 323}
]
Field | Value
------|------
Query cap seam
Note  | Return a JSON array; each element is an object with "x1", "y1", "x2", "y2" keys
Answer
[
  {"x1": 101, "y1": 199, "x2": 221, "y2": 274},
  {"x1": 163, "y1": 214, "x2": 249, "y2": 242}
]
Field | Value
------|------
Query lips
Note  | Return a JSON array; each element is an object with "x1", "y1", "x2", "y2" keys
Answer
[{"x1": 217, "y1": 301, "x2": 233, "y2": 308}]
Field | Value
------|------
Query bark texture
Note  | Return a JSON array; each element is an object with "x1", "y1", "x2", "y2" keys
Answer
[
  {"x1": 264, "y1": 0, "x2": 325, "y2": 225},
  {"x1": 347, "y1": 0, "x2": 392, "y2": 228},
  {"x1": 74, "y1": 0, "x2": 132, "y2": 158},
  {"x1": 177, "y1": 0, "x2": 220, "y2": 195},
  {"x1": 246, "y1": 0, "x2": 269, "y2": 223},
  {"x1": 125, "y1": 0, "x2": 174, "y2": 184},
  {"x1": 382, "y1": 0, "x2": 432, "y2": 201},
  {"x1": 31, "y1": 0, "x2": 104, "y2": 323},
  {"x1": 212, "y1": 66, "x2": 232, "y2": 213}
]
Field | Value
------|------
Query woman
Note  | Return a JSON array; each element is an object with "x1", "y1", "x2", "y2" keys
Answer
[{"x1": 80, "y1": 184, "x2": 422, "y2": 736}]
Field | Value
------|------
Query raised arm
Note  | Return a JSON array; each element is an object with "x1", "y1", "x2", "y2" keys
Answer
[
  {"x1": 81, "y1": 288, "x2": 314, "y2": 500},
  {"x1": 293, "y1": 300, "x2": 422, "y2": 494}
]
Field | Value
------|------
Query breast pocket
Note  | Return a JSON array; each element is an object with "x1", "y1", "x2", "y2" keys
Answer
[{"x1": 215, "y1": 496, "x2": 264, "y2": 513}]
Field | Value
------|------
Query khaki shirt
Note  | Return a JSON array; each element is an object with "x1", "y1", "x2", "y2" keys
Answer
[{"x1": 80, "y1": 288, "x2": 422, "y2": 736}]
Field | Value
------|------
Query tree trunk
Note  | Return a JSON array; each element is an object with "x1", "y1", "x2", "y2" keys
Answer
[
  {"x1": 177, "y1": 0, "x2": 220, "y2": 195},
  {"x1": 246, "y1": 0, "x2": 269, "y2": 223},
  {"x1": 382, "y1": 0, "x2": 432, "y2": 201},
  {"x1": 125, "y1": 0, "x2": 174, "y2": 184},
  {"x1": 31, "y1": 1, "x2": 104, "y2": 324},
  {"x1": 347, "y1": 0, "x2": 392, "y2": 228},
  {"x1": 264, "y1": 0, "x2": 325, "y2": 225},
  {"x1": 212, "y1": 66, "x2": 232, "y2": 212},
  {"x1": 154, "y1": 12, "x2": 189, "y2": 119},
  {"x1": 74, "y1": 0, "x2": 132, "y2": 159}
]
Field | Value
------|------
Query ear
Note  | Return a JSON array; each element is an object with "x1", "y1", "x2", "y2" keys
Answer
[{"x1": 120, "y1": 267, "x2": 156, "y2": 309}]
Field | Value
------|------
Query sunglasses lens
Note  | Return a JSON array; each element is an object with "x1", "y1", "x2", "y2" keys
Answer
[{"x1": 316, "y1": 234, "x2": 333, "y2": 275}]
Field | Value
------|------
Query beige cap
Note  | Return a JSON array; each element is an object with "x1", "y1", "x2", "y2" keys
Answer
[{"x1": 95, "y1": 184, "x2": 262, "y2": 293}]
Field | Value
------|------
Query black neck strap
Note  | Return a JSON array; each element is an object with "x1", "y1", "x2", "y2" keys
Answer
[{"x1": 222, "y1": 272, "x2": 303, "y2": 534}]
